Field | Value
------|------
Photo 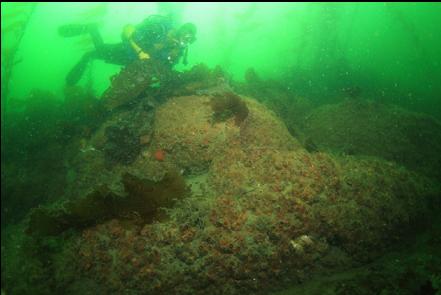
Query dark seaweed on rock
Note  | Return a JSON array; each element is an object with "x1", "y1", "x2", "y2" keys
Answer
[
  {"x1": 210, "y1": 91, "x2": 249, "y2": 125},
  {"x1": 101, "y1": 60, "x2": 168, "y2": 111},
  {"x1": 103, "y1": 125, "x2": 141, "y2": 165},
  {"x1": 26, "y1": 171, "x2": 188, "y2": 236}
]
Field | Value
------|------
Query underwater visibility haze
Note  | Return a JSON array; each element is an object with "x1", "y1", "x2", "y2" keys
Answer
[{"x1": 1, "y1": 2, "x2": 441, "y2": 294}]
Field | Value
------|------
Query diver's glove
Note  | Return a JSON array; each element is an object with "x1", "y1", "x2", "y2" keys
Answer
[{"x1": 138, "y1": 51, "x2": 150, "y2": 60}]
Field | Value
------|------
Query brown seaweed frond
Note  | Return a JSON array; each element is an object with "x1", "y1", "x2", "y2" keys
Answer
[{"x1": 210, "y1": 91, "x2": 249, "y2": 126}]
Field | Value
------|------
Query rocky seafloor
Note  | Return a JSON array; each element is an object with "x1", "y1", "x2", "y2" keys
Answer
[{"x1": 2, "y1": 62, "x2": 440, "y2": 295}]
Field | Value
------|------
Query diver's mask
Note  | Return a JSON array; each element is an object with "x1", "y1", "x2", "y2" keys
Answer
[{"x1": 180, "y1": 33, "x2": 195, "y2": 47}]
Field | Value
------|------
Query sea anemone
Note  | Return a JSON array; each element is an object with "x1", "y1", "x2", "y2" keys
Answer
[{"x1": 154, "y1": 149, "x2": 166, "y2": 161}]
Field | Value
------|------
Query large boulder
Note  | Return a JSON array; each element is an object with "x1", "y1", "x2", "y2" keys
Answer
[
  {"x1": 302, "y1": 99, "x2": 441, "y2": 180},
  {"x1": 151, "y1": 93, "x2": 302, "y2": 174}
]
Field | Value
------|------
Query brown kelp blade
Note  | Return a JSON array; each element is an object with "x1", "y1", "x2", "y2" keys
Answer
[{"x1": 26, "y1": 171, "x2": 188, "y2": 236}]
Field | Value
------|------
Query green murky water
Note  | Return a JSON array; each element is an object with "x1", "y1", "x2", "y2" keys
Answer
[{"x1": 1, "y1": 3, "x2": 441, "y2": 295}]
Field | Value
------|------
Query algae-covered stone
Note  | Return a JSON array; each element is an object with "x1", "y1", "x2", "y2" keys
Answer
[
  {"x1": 303, "y1": 99, "x2": 441, "y2": 180},
  {"x1": 151, "y1": 94, "x2": 302, "y2": 174}
]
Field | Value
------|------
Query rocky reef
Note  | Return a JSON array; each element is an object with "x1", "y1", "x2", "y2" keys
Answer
[
  {"x1": 302, "y1": 99, "x2": 441, "y2": 181},
  {"x1": 2, "y1": 63, "x2": 440, "y2": 295}
]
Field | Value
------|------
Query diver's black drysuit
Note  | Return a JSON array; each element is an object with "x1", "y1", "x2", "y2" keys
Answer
[{"x1": 63, "y1": 16, "x2": 187, "y2": 85}]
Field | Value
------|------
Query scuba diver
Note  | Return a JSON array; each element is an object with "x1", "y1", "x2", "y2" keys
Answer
[{"x1": 59, "y1": 15, "x2": 197, "y2": 85}]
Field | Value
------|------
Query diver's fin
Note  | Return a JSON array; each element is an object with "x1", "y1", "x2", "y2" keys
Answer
[
  {"x1": 58, "y1": 24, "x2": 91, "y2": 37},
  {"x1": 66, "y1": 52, "x2": 95, "y2": 85}
]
